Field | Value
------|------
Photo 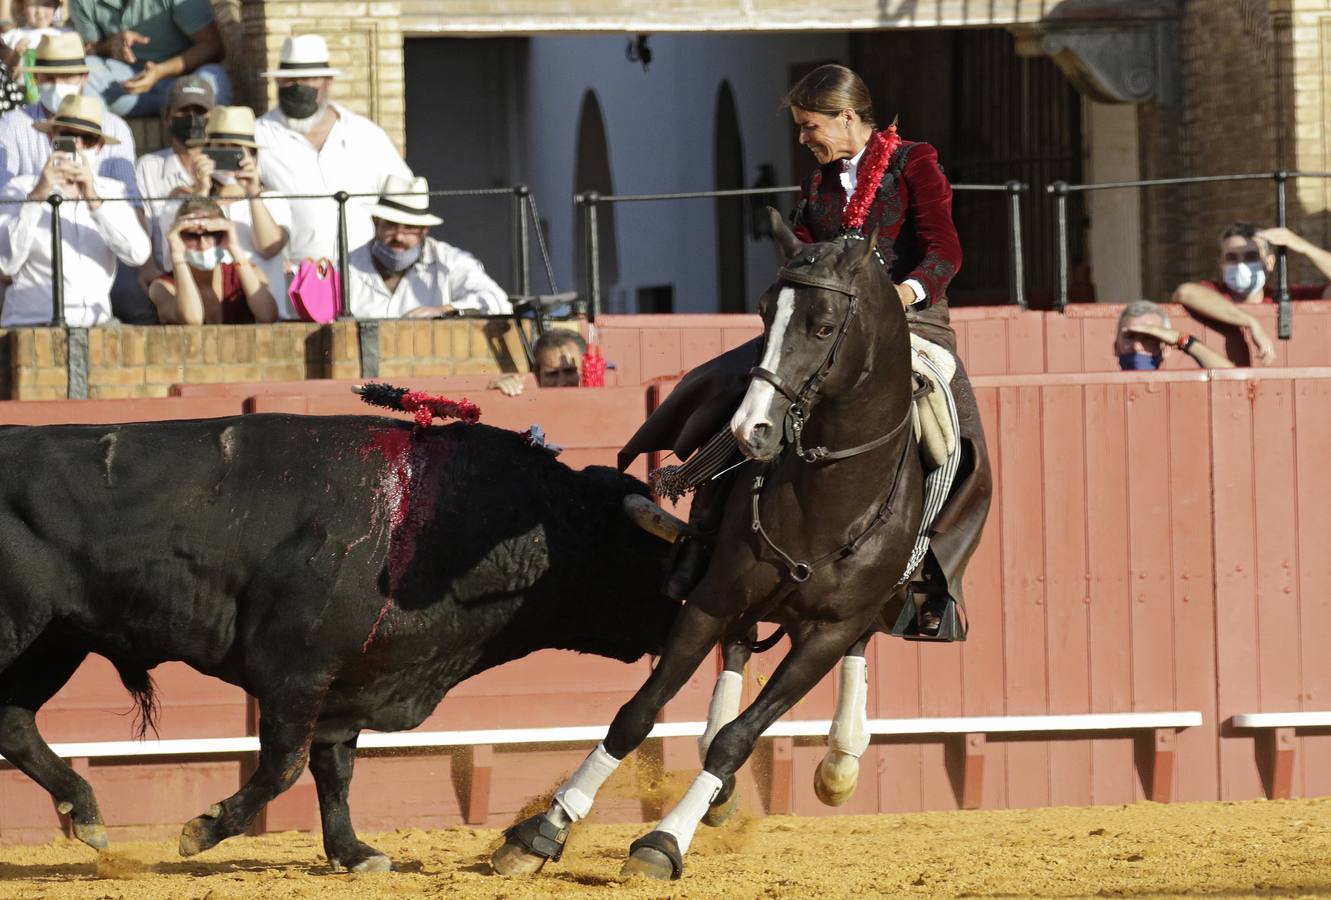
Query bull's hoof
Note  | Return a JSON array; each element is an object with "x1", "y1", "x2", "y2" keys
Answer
[
  {"x1": 490, "y1": 813, "x2": 567, "y2": 877},
  {"x1": 701, "y1": 785, "x2": 738, "y2": 828},
  {"x1": 72, "y1": 821, "x2": 108, "y2": 851},
  {"x1": 621, "y1": 831, "x2": 682, "y2": 881},
  {"x1": 350, "y1": 854, "x2": 392, "y2": 873},
  {"x1": 329, "y1": 842, "x2": 393, "y2": 873},
  {"x1": 813, "y1": 751, "x2": 859, "y2": 807},
  {"x1": 178, "y1": 804, "x2": 223, "y2": 857}
]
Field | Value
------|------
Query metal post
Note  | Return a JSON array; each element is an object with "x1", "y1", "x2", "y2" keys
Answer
[
  {"x1": 1051, "y1": 181, "x2": 1070, "y2": 312},
  {"x1": 513, "y1": 184, "x2": 531, "y2": 298},
  {"x1": 334, "y1": 190, "x2": 351, "y2": 320},
  {"x1": 48, "y1": 193, "x2": 64, "y2": 327},
  {"x1": 1274, "y1": 170, "x2": 1291, "y2": 340},
  {"x1": 584, "y1": 190, "x2": 601, "y2": 322},
  {"x1": 1005, "y1": 180, "x2": 1027, "y2": 310}
]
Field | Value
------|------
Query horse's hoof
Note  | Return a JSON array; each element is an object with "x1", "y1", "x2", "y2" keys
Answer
[
  {"x1": 813, "y1": 752, "x2": 859, "y2": 807},
  {"x1": 702, "y1": 788, "x2": 739, "y2": 827},
  {"x1": 490, "y1": 840, "x2": 548, "y2": 877},
  {"x1": 621, "y1": 831, "x2": 683, "y2": 881},
  {"x1": 178, "y1": 804, "x2": 222, "y2": 857},
  {"x1": 72, "y1": 821, "x2": 108, "y2": 851},
  {"x1": 350, "y1": 854, "x2": 392, "y2": 873}
]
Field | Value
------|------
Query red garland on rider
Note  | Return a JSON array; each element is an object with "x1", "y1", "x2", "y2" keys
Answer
[{"x1": 840, "y1": 124, "x2": 900, "y2": 233}]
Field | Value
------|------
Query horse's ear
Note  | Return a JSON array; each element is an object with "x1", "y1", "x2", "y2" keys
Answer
[
  {"x1": 844, "y1": 224, "x2": 881, "y2": 273},
  {"x1": 768, "y1": 207, "x2": 804, "y2": 260}
]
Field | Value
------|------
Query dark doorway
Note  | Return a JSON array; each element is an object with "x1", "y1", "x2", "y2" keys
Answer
[
  {"x1": 714, "y1": 81, "x2": 747, "y2": 313},
  {"x1": 574, "y1": 90, "x2": 619, "y2": 304},
  {"x1": 404, "y1": 38, "x2": 527, "y2": 292}
]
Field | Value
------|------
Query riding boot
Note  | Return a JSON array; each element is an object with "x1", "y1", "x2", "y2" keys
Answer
[{"x1": 663, "y1": 469, "x2": 735, "y2": 600}]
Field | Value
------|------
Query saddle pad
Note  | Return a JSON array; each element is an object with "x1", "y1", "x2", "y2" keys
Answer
[{"x1": 910, "y1": 332, "x2": 957, "y2": 469}]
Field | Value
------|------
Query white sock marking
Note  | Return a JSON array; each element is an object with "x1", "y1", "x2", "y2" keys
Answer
[
  {"x1": 656, "y1": 771, "x2": 723, "y2": 854},
  {"x1": 552, "y1": 742, "x2": 620, "y2": 822},
  {"x1": 828, "y1": 655, "x2": 870, "y2": 758}
]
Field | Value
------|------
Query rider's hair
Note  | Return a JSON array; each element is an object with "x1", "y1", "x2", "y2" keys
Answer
[{"x1": 783, "y1": 64, "x2": 876, "y2": 127}]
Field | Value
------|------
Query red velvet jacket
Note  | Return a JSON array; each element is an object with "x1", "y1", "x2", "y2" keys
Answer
[{"x1": 792, "y1": 140, "x2": 963, "y2": 305}]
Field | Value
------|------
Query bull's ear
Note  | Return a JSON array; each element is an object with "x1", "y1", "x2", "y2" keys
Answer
[
  {"x1": 768, "y1": 207, "x2": 804, "y2": 260},
  {"x1": 844, "y1": 224, "x2": 881, "y2": 274}
]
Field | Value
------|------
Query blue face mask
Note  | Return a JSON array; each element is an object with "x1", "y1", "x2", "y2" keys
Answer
[
  {"x1": 1118, "y1": 352, "x2": 1162, "y2": 371},
  {"x1": 370, "y1": 240, "x2": 422, "y2": 274}
]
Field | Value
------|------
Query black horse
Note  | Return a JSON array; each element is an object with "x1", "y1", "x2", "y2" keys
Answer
[{"x1": 492, "y1": 213, "x2": 926, "y2": 880}]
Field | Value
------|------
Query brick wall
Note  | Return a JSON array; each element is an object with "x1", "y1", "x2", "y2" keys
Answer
[{"x1": 2, "y1": 320, "x2": 528, "y2": 400}]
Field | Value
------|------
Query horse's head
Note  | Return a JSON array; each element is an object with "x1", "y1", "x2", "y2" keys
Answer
[{"x1": 731, "y1": 209, "x2": 889, "y2": 461}]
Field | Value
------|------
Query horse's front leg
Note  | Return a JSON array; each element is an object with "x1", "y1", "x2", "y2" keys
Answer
[
  {"x1": 697, "y1": 631, "x2": 754, "y2": 827},
  {"x1": 814, "y1": 630, "x2": 873, "y2": 806},
  {"x1": 490, "y1": 601, "x2": 728, "y2": 877},
  {"x1": 621, "y1": 612, "x2": 875, "y2": 881}
]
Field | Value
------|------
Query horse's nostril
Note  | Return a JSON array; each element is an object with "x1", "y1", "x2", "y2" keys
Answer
[{"x1": 750, "y1": 422, "x2": 771, "y2": 440}]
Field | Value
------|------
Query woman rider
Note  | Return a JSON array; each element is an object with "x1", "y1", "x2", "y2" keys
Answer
[{"x1": 621, "y1": 65, "x2": 991, "y2": 637}]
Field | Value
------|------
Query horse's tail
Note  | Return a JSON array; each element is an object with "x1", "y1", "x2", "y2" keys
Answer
[{"x1": 113, "y1": 660, "x2": 160, "y2": 740}]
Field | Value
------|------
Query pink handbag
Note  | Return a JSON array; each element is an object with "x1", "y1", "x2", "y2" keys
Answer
[{"x1": 289, "y1": 257, "x2": 342, "y2": 323}]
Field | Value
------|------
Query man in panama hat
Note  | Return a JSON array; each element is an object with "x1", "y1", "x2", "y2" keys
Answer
[{"x1": 346, "y1": 174, "x2": 509, "y2": 320}]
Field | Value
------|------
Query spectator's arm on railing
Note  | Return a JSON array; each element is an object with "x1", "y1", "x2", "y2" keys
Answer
[
  {"x1": 1258, "y1": 227, "x2": 1331, "y2": 298},
  {"x1": 1172, "y1": 281, "x2": 1275, "y2": 365}
]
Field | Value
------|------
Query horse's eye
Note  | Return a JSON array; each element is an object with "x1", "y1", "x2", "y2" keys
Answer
[{"x1": 815, "y1": 324, "x2": 835, "y2": 339}]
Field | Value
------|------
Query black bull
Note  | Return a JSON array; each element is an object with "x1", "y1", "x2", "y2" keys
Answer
[{"x1": 0, "y1": 413, "x2": 680, "y2": 871}]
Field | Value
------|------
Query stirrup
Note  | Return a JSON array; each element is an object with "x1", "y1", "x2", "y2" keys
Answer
[{"x1": 891, "y1": 592, "x2": 966, "y2": 643}]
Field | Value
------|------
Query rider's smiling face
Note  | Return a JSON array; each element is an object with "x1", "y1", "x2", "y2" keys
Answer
[{"x1": 791, "y1": 107, "x2": 858, "y2": 166}]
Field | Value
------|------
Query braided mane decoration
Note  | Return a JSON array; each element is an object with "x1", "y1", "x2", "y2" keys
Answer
[{"x1": 354, "y1": 382, "x2": 482, "y2": 428}]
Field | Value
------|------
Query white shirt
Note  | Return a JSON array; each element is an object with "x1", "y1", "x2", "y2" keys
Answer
[
  {"x1": 3, "y1": 25, "x2": 65, "y2": 49},
  {"x1": 254, "y1": 103, "x2": 412, "y2": 263},
  {"x1": 0, "y1": 175, "x2": 150, "y2": 326},
  {"x1": 134, "y1": 147, "x2": 192, "y2": 267},
  {"x1": 218, "y1": 191, "x2": 294, "y2": 318},
  {"x1": 840, "y1": 140, "x2": 926, "y2": 303},
  {"x1": 347, "y1": 237, "x2": 511, "y2": 319},
  {"x1": 0, "y1": 103, "x2": 140, "y2": 204}
]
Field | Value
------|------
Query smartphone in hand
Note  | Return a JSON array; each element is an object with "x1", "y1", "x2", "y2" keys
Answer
[
  {"x1": 51, "y1": 136, "x2": 77, "y2": 159},
  {"x1": 202, "y1": 147, "x2": 245, "y2": 171}
]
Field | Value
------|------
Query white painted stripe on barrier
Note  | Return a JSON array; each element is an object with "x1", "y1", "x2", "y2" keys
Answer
[
  {"x1": 1232, "y1": 711, "x2": 1331, "y2": 729},
  {"x1": 0, "y1": 711, "x2": 1202, "y2": 763}
]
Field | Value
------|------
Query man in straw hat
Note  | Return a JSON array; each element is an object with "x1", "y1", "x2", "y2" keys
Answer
[
  {"x1": 70, "y1": 0, "x2": 229, "y2": 117},
  {"x1": 0, "y1": 93, "x2": 149, "y2": 326},
  {"x1": 347, "y1": 174, "x2": 509, "y2": 319},
  {"x1": 254, "y1": 34, "x2": 410, "y2": 266}
]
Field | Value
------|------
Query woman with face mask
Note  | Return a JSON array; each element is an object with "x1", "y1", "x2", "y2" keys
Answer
[{"x1": 148, "y1": 197, "x2": 278, "y2": 324}]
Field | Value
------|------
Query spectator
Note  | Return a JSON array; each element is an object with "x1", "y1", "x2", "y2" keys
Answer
[
  {"x1": 134, "y1": 73, "x2": 213, "y2": 291},
  {"x1": 2, "y1": 0, "x2": 65, "y2": 99},
  {"x1": 71, "y1": 0, "x2": 229, "y2": 118},
  {"x1": 0, "y1": 94, "x2": 149, "y2": 326},
  {"x1": 1173, "y1": 222, "x2": 1331, "y2": 365},
  {"x1": 347, "y1": 174, "x2": 509, "y2": 319},
  {"x1": 186, "y1": 106, "x2": 292, "y2": 317},
  {"x1": 490, "y1": 330, "x2": 586, "y2": 396},
  {"x1": 147, "y1": 197, "x2": 278, "y2": 324},
  {"x1": 254, "y1": 34, "x2": 410, "y2": 264},
  {"x1": 1114, "y1": 300, "x2": 1232, "y2": 371}
]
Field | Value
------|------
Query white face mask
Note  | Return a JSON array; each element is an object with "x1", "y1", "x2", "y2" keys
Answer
[
  {"x1": 1222, "y1": 261, "x2": 1266, "y2": 297},
  {"x1": 184, "y1": 246, "x2": 228, "y2": 272},
  {"x1": 38, "y1": 81, "x2": 80, "y2": 115}
]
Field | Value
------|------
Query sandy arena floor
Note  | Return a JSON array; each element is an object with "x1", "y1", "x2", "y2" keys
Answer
[{"x1": 1, "y1": 797, "x2": 1329, "y2": 898}]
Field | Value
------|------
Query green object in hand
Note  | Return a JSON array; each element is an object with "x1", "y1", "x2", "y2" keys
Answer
[{"x1": 21, "y1": 47, "x2": 36, "y2": 105}]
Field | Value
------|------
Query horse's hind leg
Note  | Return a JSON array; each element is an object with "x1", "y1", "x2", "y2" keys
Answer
[
  {"x1": 623, "y1": 613, "x2": 875, "y2": 880},
  {"x1": 179, "y1": 686, "x2": 326, "y2": 857},
  {"x1": 491, "y1": 601, "x2": 728, "y2": 877},
  {"x1": 0, "y1": 641, "x2": 102, "y2": 849},
  {"x1": 814, "y1": 631, "x2": 873, "y2": 806}
]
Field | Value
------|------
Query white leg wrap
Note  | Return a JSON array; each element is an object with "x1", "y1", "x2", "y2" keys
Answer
[
  {"x1": 828, "y1": 655, "x2": 870, "y2": 759},
  {"x1": 698, "y1": 669, "x2": 744, "y2": 760},
  {"x1": 552, "y1": 742, "x2": 620, "y2": 823},
  {"x1": 656, "y1": 771, "x2": 723, "y2": 854}
]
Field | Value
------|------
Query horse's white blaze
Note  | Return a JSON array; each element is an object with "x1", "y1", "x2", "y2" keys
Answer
[
  {"x1": 731, "y1": 288, "x2": 796, "y2": 447},
  {"x1": 698, "y1": 669, "x2": 744, "y2": 760},
  {"x1": 551, "y1": 741, "x2": 620, "y2": 822},
  {"x1": 656, "y1": 770, "x2": 723, "y2": 854}
]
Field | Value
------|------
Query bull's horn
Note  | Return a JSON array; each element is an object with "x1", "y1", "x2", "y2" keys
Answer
[{"x1": 622, "y1": 494, "x2": 689, "y2": 543}]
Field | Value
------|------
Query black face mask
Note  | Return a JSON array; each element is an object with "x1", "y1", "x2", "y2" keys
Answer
[
  {"x1": 169, "y1": 112, "x2": 207, "y2": 144},
  {"x1": 278, "y1": 84, "x2": 321, "y2": 120}
]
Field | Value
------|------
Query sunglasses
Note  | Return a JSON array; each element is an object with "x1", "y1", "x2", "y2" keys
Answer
[{"x1": 181, "y1": 230, "x2": 226, "y2": 241}]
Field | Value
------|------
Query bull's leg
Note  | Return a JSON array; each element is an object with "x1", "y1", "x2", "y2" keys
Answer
[
  {"x1": 622, "y1": 614, "x2": 873, "y2": 880},
  {"x1": 180, "y1": 690, "x2": 325, "y2": 857},
  {"x1": 491, "y1": 602, "x2": 728, "y2": 877},
  {"x1": 308, "y1": 734, "x2": 390, "y2": 872},
  {"x1": 814, "y1": 631, "x2": 873, "y2": 806},
  {"x1": 0, "y1": 645, "x2": 104, "y2": 849},
  {"x1": 698, "y1": 634, "x2": 752, "y2": 828}
]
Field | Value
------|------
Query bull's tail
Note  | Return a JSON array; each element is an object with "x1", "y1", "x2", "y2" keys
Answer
[{"x1": 112, "y1": 661, "x2": 160, "y2": 740}]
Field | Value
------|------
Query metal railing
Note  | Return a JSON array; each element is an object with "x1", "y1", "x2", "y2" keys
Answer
[
  {"x1": 574, "y1": 180, "x2": 1029, "y2": 320},
  {"x1": 1048, "y1": 171, "x2": 1331, "y2": 339}
]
